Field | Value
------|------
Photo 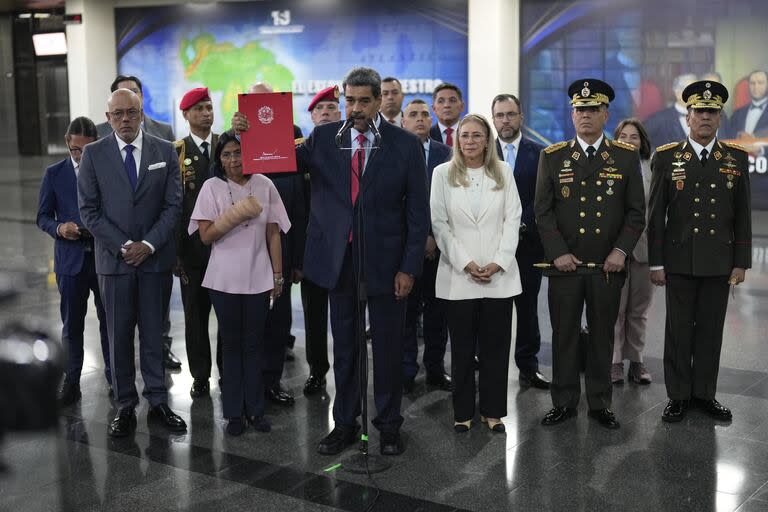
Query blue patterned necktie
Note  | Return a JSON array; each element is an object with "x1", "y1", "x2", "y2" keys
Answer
[{"x1": 124, "y1": 144, "x2": 137, "y2": 191}]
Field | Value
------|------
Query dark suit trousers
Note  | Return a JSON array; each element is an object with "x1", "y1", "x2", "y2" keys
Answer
[
  {"x1": 263, "y1": 282, "x2": 292, "y2": 387},
  {"x1": 56, "y1": 251, "x2": 111, "y2": 384},
  {"x1": 209, "y1": 290, "x2": 269, "y2": 419},
  {"x1": 162, "y1": 273, "x2": 172, "y2": 339},
  {"x1": 99, "y1": 271, "x2": 168, "y2": 409},
  {"x1": 403, "y1": 256, "x2": 448, "y2": 380},
  {"x1": 180, "y1": 266, "x2": 220, "y2": 381},
  {"x1": 548, "y1": 273, "x2": 624, "y2": 410},
  {"x1": 300, "y1": 278, "x2": 330, "y2": 377},
  {"x1": 664, "y1": 274, "x2": 730, "y2": 401},
  {"x1": 446, "y1": 297, "x2": 513, "y2": 421},
  {"x1": 329, "y1": 248, "x2": 406, "y2": 433},
  {"x1": 513, "y1": 239, "x2": 544, "y2": 373}
]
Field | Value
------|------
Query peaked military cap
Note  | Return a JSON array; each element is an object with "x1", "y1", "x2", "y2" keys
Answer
[
  {"x1": 568, "y1": 78, "x2": 615, "y2": 107},
  {"x1": 682, "y1": 80, "x2": 729, "y2": 110}
]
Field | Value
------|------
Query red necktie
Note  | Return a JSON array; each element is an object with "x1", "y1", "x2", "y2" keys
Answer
[
  {"x1": 444, "y1": 127, "x2": 454, "y2": 147},
  {"x1": 349, "y1": 134, "x2": 367, "y2": 241}
]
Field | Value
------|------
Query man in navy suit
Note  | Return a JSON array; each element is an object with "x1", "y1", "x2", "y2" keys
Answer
[
  {"x1": 729, "y1": 70, "x2": 768, "y2": 138},
  {"x1": 492, "y1": 94, "x2": 550, "y2": 390},
  {"x1": 429, "y1": 83, "x2": 464, "y2": 147},
  {"x1": 37, "y1": 117, "x2": 111, "y2": 406},
  {"x1": 79, "y1": 89, "x2": 185, "y2": 437},
  {"x1": 400, "y1": 98, "x2": 452, "y2": 393},
  {"x1": 644, "y1": 73, "x2": 696, "y2": 148}
]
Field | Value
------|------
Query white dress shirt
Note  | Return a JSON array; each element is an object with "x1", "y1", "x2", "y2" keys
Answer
[
  {"x1": 437, "y1": 121, "x2": 459, "y2": 145},
  {"x1": 190, "y1": 131, "x2": 213, "y2": 155},
  {"x1": 744, "y1": 97, "x2": 768, "y2": 134},
  {"x1": 576, "y1": 134, "x2": 604, "y2": 155},
  {"x1": 350, "y1": 114, "x2": 381, "y2": 172}
]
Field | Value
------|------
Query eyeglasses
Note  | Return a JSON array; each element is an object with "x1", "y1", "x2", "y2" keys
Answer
[
  {"x1": 459, "y1": 133, "x2": 487, "y2": 142},
  {"x1": 220, "y1": 150, "x2": 242, "y2": 160},
  {"x1": 109, "y1": 108, "x2": 141, "y2": 121},
  {"x1": 67, "y1": 146, "x2": 83, "y2": 155},
  {"x1": 493, "y1": 112, "x2": 520, "y2": 120}
]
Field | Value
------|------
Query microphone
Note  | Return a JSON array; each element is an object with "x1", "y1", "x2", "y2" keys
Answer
[
  {"x1": 335, "y1": 117, "x2": 356, "y2": 148},
  {"x1": 367, "y1": 118, "x2": 381, "y2": 146}
]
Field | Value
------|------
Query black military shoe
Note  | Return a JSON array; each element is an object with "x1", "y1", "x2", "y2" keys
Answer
[
  {"x1": 149, "y1": 403, "x2": 187, "y2": 432},
  {"x1": 588, "y1": 408, "x2": 620, "y2": 429},
  {"x1": 426, "y1": 372, "x2": 453, "y2": 391},
  {"x1": 380, "y1": 431, "x2": 404, "y2": 456},
  {"x1": 303, "y1": 375, "x2": 326, "y2": 396},
  {"x1": 58, "y1": 379, "x2": 81, "y2": 407},
  {"x1": 163, "y1": 348, "x2": 182, "y2": 370},
  {"x1": 541, "y1": 407, "x2": 577, "y2": 426},
  {"x1": 662, "y1": 399, "x2": 688, "y2": 423},
  {"x1": 108, "y1": 408, "x2": 136, "y2": 437},
  {"x1": 190, "y1": 379, "x2": 210, "y2": 398},
  {"x1": 317, "y1": 425, "x2": 360, "y2": 455},
  {"x1": 692, "y1": 397, "x2": 732, "y2": 421},
  {"x1": 265, "y1": 385, "x2": 295, "y2": 406},
  {"x1": 520, "y1": 371, "x2": 551, "y2": 390}
]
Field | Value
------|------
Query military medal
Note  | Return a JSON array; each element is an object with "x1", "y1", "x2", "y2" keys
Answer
[
  {"x1": 606, "y1": 188, "x2": 614, "y2": 195},
  {"x1": 188, "y1": 182, "x2": 196, "y2": 190},
  {"x1": 607, "y1": 179, "x2": 614, "y2": 187},
  {"x1": 727, "y1": 181, "x2": 733, "y2": 189},
  {"x1": 676, "y1": 180, "x2": 684, "y2": 190},
  {"x1": 572, "y1": 151, "x2": 580, "y2": 160},
  {"x1": 561, "y1": 186, "x2": 570, "y2": 198},
  {"x1": 607, "y1": 158, "x2": 615, "y2": 165},
  {"x1": 601, "y1": 151, "x2": 610, "y2": 161},
  {"x1": 563, "y1": 160, "x2": 571, "y2": 167},
  {"x1": 714, "y1": 150, "x2": 722, "y2": 161},
  {"x1": 674, "y1": 152, "x2": 682, "y2": 159},
  {"x1": 683, "y1": 152, "x2": 692, "y2": 161},
  {"x1": 184, "y1": 158, "x2": 192, "y2": 166}
]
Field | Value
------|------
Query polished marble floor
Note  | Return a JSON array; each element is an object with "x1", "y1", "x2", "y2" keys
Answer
[{"x1": 2, "y1": 153, "x2": 768, "y2": 511}]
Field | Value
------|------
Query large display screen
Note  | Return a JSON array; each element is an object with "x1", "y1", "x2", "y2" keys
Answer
[{"x1": 115, "y1": 0, "x2": 468, "y2": 138}]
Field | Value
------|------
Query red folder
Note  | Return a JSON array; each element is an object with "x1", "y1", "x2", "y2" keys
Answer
[{"x1": 238, "y1": 92, "x2": 297, "y2": 175}]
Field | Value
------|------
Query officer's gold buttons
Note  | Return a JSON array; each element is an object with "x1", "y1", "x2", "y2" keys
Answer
[
  {"x1": 596, "y1": 212, "x2": 602, "y2": 218},
  {"x1": 709, "y1": 229, "x2": 716, "y2": 235},
  {"x1": 580, "y1": 212, "x2": 586, "y2": 218},
  {"x1": 595, "y1": 228, "x2": 601, "y2": 234},
  {"x1": 581, "y1": 181, "x2": 586, "y2": 186},
  {"x1": 694, "y1": 198, "x2": 700, "y2": 203},
  {"x1": 711, "y1": 198, "x2": 716, "y2": 204},
  {"x1": 579, "y1": 228, "x2": 586, "y2": 234},
  {"x1": 694, "y1": 212, "x2": 700, "y2": 217},
  {"x1": 695, "y1": 183, "x2": 700, "y2": 188},
  {"x1": 596, "y1": 180, "x2": 602, "y2": 186},
  {"x1": 693, "y1": 227, "x2": 699, "y2": 233},
  {"x1": 710, "y1": 213, "x2": 716, "y2": 219},
  {"x1": 580, "y1": 196, "x2": 586, "y2": 202},
  {"x1": 597, "y1": 196, "x2": 603, "y2": 202},
  {"x1": 711, "y1": 183, "x2": 716, "y2": 188}
]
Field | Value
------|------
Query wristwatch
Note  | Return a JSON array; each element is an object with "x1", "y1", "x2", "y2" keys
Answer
[{"x1": 273, "y1": 275, "x2": 285, "y2": 286}]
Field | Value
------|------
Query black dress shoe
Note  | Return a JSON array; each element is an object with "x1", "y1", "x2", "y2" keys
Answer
[
  {"x1": 190, "y1": 380, "x2": 210, "y2": 398},
  {"x1": 662, "y1": 399, "x2": 688, "y2": 423},
  {"x1": 692, "y1": 397, "x2": 732, "y2": 421},
  {"x1": 303, "y1": 375, "x2": 326, "y2": 396},
  {"x1": 317, "y1": 425, "x2": 360, "y2": 455},
  {"x1": 149, "y1": 403, "x2": 187, "y2": 432},
  {"x1": 541, "y1": 407, "x2": 577, "y2": 426},
  {"x1": 58, "y1": 379, "x2": 81, "y2": 407},
  {"x1": 402, "y1": 377, "x2": 415, "y2": 394},
  {"x1": 426, "y1": 372, "x2": 453, "y2": 391},
  {"x1": 520, "y1": 371, "x2": 551, "y2": 390},
  {"x1": 246, "y1": 415, "x2": 271, "y2": 432},
  {"x1": 108, "y1": 408, "x2": 136, "y2": 437},
  {"x1": 380, "y1": 431, "x2": 404, "y2": 456},
  {"x1": 588, "y1": 408, "x2": 620, "y2": 429},
  {"x1": 226, "y1": 418, "x2": 244, "y2": 436},
  {"x1": 265, "y1": 385, "x2": 295, "y2": 406},
  {"x1": 163, "y1": 349, "x2": 182, "y2": 370}
]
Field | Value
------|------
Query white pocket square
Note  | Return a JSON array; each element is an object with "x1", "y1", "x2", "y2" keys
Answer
[{"x1": 147, "y1": 162, "x2": 167, "y2": 170}]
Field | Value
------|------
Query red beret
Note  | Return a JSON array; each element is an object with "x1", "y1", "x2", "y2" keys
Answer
[
  {"x1": 179, "y1": 87, "x2": 211, "y2": 111},
  {"x1": 308, "y1": 85, "x2": 339, "y2": 112}
]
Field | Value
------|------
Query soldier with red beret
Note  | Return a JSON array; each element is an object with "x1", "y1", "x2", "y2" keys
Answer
[{"x1": 309, "y1": 85, "x2": 341, "y2": 127}]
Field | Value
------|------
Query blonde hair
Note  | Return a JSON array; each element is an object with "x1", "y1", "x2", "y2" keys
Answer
[{"x1": 447, "y1": 114, "x2": 505, "y2": 190}]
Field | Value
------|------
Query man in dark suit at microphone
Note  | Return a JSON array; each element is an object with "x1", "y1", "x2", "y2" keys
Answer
[{"x1": 233, "y1": 67, "x2": 429, "y2": 455}]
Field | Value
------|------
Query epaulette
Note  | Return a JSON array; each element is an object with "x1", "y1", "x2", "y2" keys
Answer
[
  {"x1": 611, "y1": 139, "x2": 637, "y2": 151},
  {"x1": 294, "y1": 137, "x2": 305, "y2": 146},
  {"x1": 655, "y1": 141, "x2": 679, "y2": 153},
  {"x1": 722, "y1": 141, "x2": 747, "y2": 152},
  {"x1": 544, "y1": 141, "x2": 568, "y2": 154},
  {"x1": 173, "y1": 139, "x2": 184, "y2": 148}
]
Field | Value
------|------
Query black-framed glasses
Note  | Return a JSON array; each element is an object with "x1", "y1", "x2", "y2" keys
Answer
[
  {"x1": 109, "y1": 108, "x2": 141, "y2": 121},
  {"x1": 493, "y1": 112, "x2": 520, "y2": 120}
]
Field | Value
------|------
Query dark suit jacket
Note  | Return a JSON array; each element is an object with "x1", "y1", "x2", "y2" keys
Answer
[
  {"x1": 644, "y1": 106, "x2": 687, "y2": 149},
  {"x1": 96, "y1": 115, "x2": 175, "y2": 142},
  {"x1": 535, "y1": 138, "x2": 646, "y2": 274},
  {"x1": 296, "y1": 119, "x2": 429, "y2": 295},
  {"x1": 729, "y1": 104, "x2": 768, "y2": 137},
  {"x1": 496, "y1": 137, "x2": 545, "y2": 250},
  {"x1": 426, "y1": 139, "x2": 451, "y2": 186},
  {"x1": 78, "y1": 132, "x2": 182, "y2": 275},
  {"x1": 36, "y1": 158, "x2": 90, "y2": 276},
  {"x1": 648, "y1": 139, "x2": 752, "y2": 275},
  {"x1": 429, "y1": 123, "x2": 443, "y2": 144}
]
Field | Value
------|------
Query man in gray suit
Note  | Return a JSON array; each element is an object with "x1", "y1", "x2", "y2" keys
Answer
[
  {"x1": 97, "y1": 75, "x2": 181, "y2": 371},
  {"x1": 79, "y1": 89, "x2": 186, "y2": 437}
]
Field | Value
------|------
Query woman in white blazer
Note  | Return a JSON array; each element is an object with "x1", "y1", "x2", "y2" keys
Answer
[{"x1": 430, "y1": 114, "x2": 523, "y2": 433}]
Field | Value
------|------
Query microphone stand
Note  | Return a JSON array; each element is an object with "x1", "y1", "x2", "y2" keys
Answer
[{"x1": 337, "y1": 118, "x2": 390, "y2": 475}]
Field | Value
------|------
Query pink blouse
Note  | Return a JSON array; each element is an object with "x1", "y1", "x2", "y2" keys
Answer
[{"x1": 188, "y1": 175, "x2": 290, "y2": 294}]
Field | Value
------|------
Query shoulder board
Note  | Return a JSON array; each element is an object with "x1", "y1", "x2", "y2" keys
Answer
[
  {"x1": 655, "y1": 141, "x2": 679, "y2": 153},
  {"x1": 611, "y1": 139, "x2": 637, "y2": 151},
  {"x1": 294, "y1": 137, "x2": 305, "y2": 146},
  {"x1": 722, "y1": 141, "x2": 747, "y2": 152},
  {"x1": 544, "y1": 141, "x2": 568, "y2": 154},
  {"x1": 173, "y1": 139, "x2": 185, "y2": 148}
]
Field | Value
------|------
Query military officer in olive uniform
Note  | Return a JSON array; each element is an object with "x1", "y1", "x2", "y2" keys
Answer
[
  {"x1": 174, "y1": 87, "x2": 221, "y2": 398},
  {"x1": 535, "y1": 79, "x2": 646, "y2": 429},
  {"x1": 648, "y1": 80, "x2": 751, "y2": 423}
]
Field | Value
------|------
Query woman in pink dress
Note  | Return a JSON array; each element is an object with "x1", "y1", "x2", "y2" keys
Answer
[{"x1": 189, "y1": 132, "x2": 290, "y2": 436}]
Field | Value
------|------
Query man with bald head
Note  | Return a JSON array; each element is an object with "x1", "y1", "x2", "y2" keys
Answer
[{"x1": 78, "y1": 88, "x2": 185, "y2": 437}]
